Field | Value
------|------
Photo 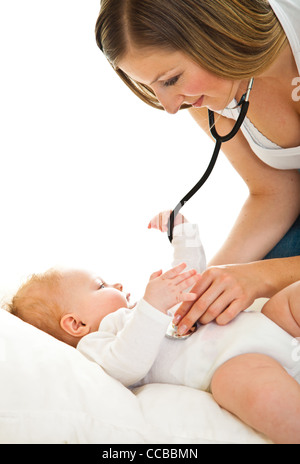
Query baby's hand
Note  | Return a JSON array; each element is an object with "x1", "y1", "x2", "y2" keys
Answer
[
  {"x1": 148, "y1": 210, "x2": 187, "y2": 233},
  {"x1": 143, "y1": 263, "x2": 201, "y2": 313}
]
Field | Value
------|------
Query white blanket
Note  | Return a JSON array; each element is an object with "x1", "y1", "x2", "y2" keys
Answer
[{"x1": 0, "y1": 306, "x2": 272, "y2": 444}]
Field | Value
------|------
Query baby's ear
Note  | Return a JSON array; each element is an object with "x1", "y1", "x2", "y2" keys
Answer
[{"x1": 60, "y1": 314, "x2": 90, "y2": 338}]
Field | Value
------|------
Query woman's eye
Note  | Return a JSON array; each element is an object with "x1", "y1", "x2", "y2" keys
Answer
[{"x1": 163, "y1": 75, "x2": 180, "y2": 87}]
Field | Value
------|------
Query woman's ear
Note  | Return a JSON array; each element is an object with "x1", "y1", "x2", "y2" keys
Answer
[{"x1": 60, "y1": 314, "x2": 90, "y2": 338}]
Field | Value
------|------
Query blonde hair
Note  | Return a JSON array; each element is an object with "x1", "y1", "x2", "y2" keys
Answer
[
  {"x1": 96, "y1": 0, "x2": 287, "y2": 109},
  {"x1": 6, "y1": 269, "x2": 71, "y2": 344}
]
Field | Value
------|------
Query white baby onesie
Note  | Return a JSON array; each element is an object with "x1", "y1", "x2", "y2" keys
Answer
[{"x1": 77, "y1": 224, "x2": 300, "y2": 390}]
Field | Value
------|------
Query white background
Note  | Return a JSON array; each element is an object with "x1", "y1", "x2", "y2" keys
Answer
[{"x1": 0, "y1": 0, "x2": 247, "y2": 303}]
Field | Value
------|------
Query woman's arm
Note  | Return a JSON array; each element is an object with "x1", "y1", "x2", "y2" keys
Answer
[
  {"x1": 175, "y1": 256, "x2": 300, "y2": 331},
  {"x1": 189, "y1": 107, "x2": 300, "y2": 264},
  {"x1": 173, "y1": 109, "x2": 300, "y2": 332}
]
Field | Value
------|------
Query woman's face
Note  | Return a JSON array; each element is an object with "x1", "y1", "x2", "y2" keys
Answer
[{"x1": 118, "y1": 47, "x2": 241, "y2": 114}]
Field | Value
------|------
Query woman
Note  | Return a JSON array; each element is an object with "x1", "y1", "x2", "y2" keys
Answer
[{"x1": 95, "y1": 0, "x2": 300, "y2": 333}]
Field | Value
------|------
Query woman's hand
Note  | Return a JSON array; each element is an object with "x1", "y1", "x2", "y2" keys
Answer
[{"x1": 173, "y1": 263, "x2": 263, "y2": 334}]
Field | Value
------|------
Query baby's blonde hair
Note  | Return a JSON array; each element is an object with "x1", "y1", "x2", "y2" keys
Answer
[{"x1": 7, "y1": 269, "x2": 72, "y2": 344}]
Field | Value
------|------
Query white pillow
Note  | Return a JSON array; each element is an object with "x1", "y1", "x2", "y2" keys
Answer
[{"x1": 0, "y1": 308, "x2": 271, "y2": 444}]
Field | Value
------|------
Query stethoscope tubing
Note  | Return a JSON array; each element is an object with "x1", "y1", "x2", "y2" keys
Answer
[
  {"x1": 167, "y1": 138, "x2": 221, "y2": 242},
  {"x1": 167, "y1": 78, "x2": 254, "y2": 243}
]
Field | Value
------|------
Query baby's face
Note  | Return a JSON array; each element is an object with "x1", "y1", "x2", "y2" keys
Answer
[{"x1": 62, "y1": 269, "x2": 133, "y2": 332}]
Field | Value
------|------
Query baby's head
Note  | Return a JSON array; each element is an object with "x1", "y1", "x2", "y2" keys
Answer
[{"x1": 7, "y1": 268, "x2": 132, "y2": 347}]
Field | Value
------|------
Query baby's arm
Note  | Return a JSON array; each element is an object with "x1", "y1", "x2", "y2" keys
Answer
[
  {"x1": 144, "y1": 262, "x2": 201, "y2": 311},
  {"x1": 148, "y1": 211, "x2": 206, "y2": 273},
  {"x1": 78, "y1": 299, "x2": 171, "y2": 387},
  {"x1": 262, "y1": 281, "x2": 300, "y2": 338},
  {"x1": 77, "y1": 263, "x2": 200, "y2": 387}
]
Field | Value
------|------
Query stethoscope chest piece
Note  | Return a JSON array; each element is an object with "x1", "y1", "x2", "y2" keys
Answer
[{"x1": 165, "y1": 321, "x2": 197, "y2": 340}]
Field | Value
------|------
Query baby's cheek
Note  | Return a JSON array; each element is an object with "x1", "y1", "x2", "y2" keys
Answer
[{"x1": 111, "y1": 292, "x2": 128, "y2": 309}]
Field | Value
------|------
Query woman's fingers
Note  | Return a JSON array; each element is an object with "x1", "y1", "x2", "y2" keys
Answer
[
  {"x1": 215, "y1": 299, "x2": 249, "y2": 325},
  {"x1": 196, "y1": 280, "x2": 239, "y2": 324},
  {"x1": 173, "y1": 271, "x2": 213, "y2": 319},
  {"x1": 173, "y1": 265, "x2": 256, "y2": 334}
]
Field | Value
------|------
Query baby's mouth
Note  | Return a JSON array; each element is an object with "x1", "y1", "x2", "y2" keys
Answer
[
  {"x1": 128, "y1": 302, "x2": 137, "y2": 309},
  {"x1": 126, "y1": 292, "x2": 136, "y2": 309}
]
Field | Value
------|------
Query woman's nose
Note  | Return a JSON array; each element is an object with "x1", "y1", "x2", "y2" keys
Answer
[{"x1": 155, "y1": 89, "x2": 184, "y2": 114}]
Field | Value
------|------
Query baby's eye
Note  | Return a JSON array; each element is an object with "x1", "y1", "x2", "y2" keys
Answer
[
  {"x1": 163, "y1": 75, "x2": 180, "y2": 87},
  {"x1": 99, "y1": 283, "x2": 105, "y2": 290}
]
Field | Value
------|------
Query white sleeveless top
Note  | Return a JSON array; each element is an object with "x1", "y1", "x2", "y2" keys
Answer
[{"x1": 218, "y1": 0, "x2": 300, "y2": 170}]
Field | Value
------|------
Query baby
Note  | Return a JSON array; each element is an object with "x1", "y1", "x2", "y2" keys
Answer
[{"x1": 7, "y1": 212, "x2": 300, "y2": 444}]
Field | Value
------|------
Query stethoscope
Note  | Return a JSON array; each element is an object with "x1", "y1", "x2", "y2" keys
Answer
[
  {"x1": 167, "y1": 77, "x2": 254, "y2": 243},
  {"x1": 166, "y1": 77, "x2": 254, "y2": 339}
]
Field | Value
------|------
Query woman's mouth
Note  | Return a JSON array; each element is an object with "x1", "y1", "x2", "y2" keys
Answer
[{"x1": 192, "y1": 95, "x2": 204, "y2": 108}]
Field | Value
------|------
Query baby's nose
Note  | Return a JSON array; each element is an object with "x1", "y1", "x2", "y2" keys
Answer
[{"x1": 113, "y1": 283, "x2": 123, "y2": 292}]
